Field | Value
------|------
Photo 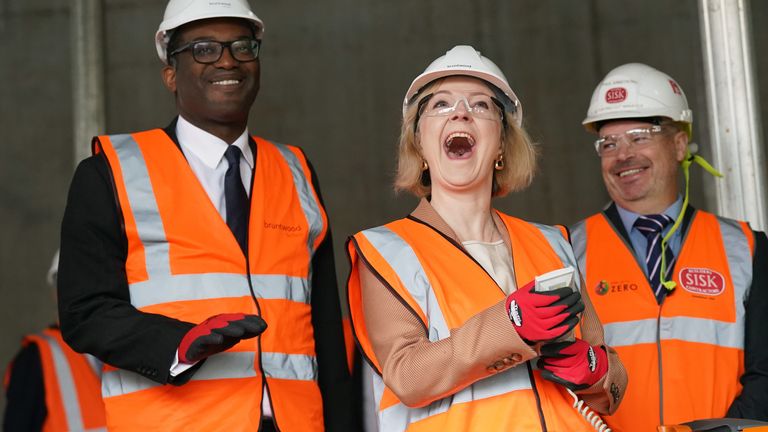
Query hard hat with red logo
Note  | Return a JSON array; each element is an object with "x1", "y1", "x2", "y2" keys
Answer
[
  {"x1": 582, "y1": 63, "x2": 693, "y2": 137},
  {"x1": 402, "y1": 45, "x2": 522, "y2": 127},
  {"x1": 584, "y1": 63, "x2": 723, "y2": 297},
  {"x1": 155, "y1": 0, "x2": 264, "y2": 64}
]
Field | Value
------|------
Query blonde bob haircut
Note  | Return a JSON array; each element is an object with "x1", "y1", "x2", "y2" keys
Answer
[{"x1": 394, "y1": 77, "x2": 538, "y2": 198}]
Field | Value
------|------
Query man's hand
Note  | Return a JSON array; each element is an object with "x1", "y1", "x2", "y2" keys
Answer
[
  {"x1": 538, "y1": 339, "x2": 608, "y2": 391},
  {"x1": 179, "y1": 313, "x2": 267, "y2": 364},
  {"x1": 505, "y1": 280, "x2": 583, "y2": 344}
]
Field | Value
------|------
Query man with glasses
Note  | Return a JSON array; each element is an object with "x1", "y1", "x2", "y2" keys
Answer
[
  {"x1": 57, "y1": 0, "x2": 357, "y2": 430},
  {"x1": 569, "y1": 63, "x2": 768, "y2": 431}
]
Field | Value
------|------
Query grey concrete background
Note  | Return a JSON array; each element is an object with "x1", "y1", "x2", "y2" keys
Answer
[{"x1": 1, "y1": 0, "x2": 766, "y2": 417}]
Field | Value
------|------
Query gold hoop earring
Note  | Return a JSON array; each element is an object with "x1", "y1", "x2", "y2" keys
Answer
[
  {"x1": 494, "y1": 155, "x2": 504, "y2": 170},
  {"x1": 422, "y1": 160, "x2": 429, "y2": 171}
]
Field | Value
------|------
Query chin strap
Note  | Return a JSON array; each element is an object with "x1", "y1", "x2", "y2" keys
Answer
[{"x1": 659, "y1": 148, "x2": 723, "y2": 292}]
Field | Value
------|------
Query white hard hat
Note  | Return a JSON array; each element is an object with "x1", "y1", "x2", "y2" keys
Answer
[
  {"x1": 583, "y1": 63, "x2": 692, "y2": 136},
  {"x1": 47, "y1": 250, "x2": 59, "y2": 288},
  {"x1": 403, "y1": 45, "x2": 522, "y2": 127},
  {"x1": 155, "y1": 0, "x2": 264, "y2": 64}
]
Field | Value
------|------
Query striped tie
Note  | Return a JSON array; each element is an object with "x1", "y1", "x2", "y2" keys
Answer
[{"x1": 634, "y1": 214, "x2": 675, "y2": 304}]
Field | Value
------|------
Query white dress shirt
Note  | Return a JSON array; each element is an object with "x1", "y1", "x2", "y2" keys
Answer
[{"x1": 176, "y1": 115, "x2": 254, "y2": 211}]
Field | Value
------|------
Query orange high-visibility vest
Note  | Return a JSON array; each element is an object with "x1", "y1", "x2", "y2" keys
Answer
[
  {"x1": 21, "y1": 328, "x2": 106, "y2": 432},
  {"x1": 570, "y1": 210, "x2": 754, "y2": 432},
  {"x1": 348, "y1": 214, "x2": 601, "y2": 432},
  {"x1": 95, "y1": 130, "x2": 327, "y2": 431}
]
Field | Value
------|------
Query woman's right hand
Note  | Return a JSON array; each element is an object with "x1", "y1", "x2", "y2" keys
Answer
[{"x1": 504, "y1": 281, "x2": 583, "y2": 345}]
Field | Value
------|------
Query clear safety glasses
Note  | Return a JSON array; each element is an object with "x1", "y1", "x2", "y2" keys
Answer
[
  {"x1": 169, "y1": 38, "x2": 261, "y2": 64},
  {"x1": 416, "y1": 93, "x2": 505, "y2": 124},
  {"x1": 594, "y1": 125, "x2": 672, "y2": 157}
]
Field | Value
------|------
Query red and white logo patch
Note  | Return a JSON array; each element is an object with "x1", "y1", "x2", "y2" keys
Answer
[
  {"x1": 679, "y1": 267, "x2": 725, "y2": 296},
  {"x1": 669, "y1": 79, "x2": 682, "y2": 95},
  {"x1": 605, "y1": 87, "x2": 627, "y2": 103}
]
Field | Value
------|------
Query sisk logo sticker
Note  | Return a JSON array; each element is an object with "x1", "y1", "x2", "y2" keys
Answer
[
  {"x1": 679, "y1": 267, "x2": 725, "y2": 296},
  {"x1": 605, "y1": 87, "x2": 627, "y2": 103},
  {"x1": 669, "y1": 79, "x2": 682, "y2": 95}
]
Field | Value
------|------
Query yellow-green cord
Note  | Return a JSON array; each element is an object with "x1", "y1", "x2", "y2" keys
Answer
[{"x1": 659, "y1": 151, "x2": 723, "y2": 291}]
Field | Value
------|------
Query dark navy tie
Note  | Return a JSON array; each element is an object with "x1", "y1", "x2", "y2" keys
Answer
[
  {"x1": 634, "y1": 214, "x2": 675, "y2": 304},
  {"x1": 224, "y1": 145, "x2": 248, "y2": 254}
]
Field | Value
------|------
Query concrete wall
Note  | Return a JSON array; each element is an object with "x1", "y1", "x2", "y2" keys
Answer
[{"x1": 1, "y1": 0, "x2": 766, "y2": 418}]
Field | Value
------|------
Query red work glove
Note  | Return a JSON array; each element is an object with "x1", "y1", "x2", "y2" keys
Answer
[
  {"x1": 179, "y1": 313, "x2": 267, "y2": 364},
  {"x1": 505, "y1": 281, "x2": 583, "y2": 345},
  {"x1": 538, "y1": 339, "x2": 608, "y2": 391}
]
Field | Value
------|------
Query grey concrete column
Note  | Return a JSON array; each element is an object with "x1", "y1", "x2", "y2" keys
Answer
[
  {"x1": 698, "y1": 0, "x2": 767, "y2": 230},
  {"x1": 71, "y1": 0, "x2": 105, "y2": 166}
]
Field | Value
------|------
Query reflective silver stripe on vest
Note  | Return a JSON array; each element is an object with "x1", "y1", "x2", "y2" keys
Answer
[
  {"x1": 375, "y1": 365, "x2": 532, "y2": 432},
  {"x1": 85, "y1": 354, "x2": 103, "y2": 379},
  {"x1": 531, "y1": 222, "x2": 583, "y2": 291},
  {"x1": 102, "y1": 351, "x2": 258, "y2": 397},
  {"x1": 129, "y1": 273, "x2": 250, "y2": 308},
  {"x1": 273, "y1": 142, "x2": 324, "y2": 260},
  {"x1": 361, "y1": 221, "x2": 576, "y2": 429},
  {"x1": 360, "y1": 226, "x2": 450, "y2": 340},
  {"x1": 110, "y1": 134, "x2": 171, "y2": 278},
  {"x1": 718, "y1": 217, "x2": 753, "y2": 308},
  {"x1": 129, "y1": 273, "x2": 309, "y2": 308},
  {"x1": 262, "y1": 352, "x2": 317, "y2": 380},
  {"x1": 101, "y1": 350, "x2": 316, "y2": 398},
  {"x1": 40, "y1": 334, "x2": 85, "y2": 431},
  {"x1": 604, "y1": 317, "x2": 743, "y2": 348},
  {"x1": 250, "y1": 274, "x2": 310, "y2": 304},
  {"x1": 569, "y1": 220, "x2": 587, "y2": 278}
]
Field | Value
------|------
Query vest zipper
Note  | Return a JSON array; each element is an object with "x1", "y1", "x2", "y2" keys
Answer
[
  {"x1": 656, "y1": 305, "x2": 664, "y2": 427},
  {"x1": 246, "y1": 244, "x2": 280, "y2": 431},
  {"x1": 526, "y1": 362, "x2": 548, "y2": 432},
  {"x1": 656, "y1": 246, "x2": 676, "y2": 427},
  {"x1": 243, "y1": 152, "x2": 278, "y2": 431}
]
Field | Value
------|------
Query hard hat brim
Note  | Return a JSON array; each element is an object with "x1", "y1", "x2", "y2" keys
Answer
[
  {"x1": 402, "y1": 69, "x2": 522, "y2": 127},
  {"x1": 582, "y1": 108, "x2": 693, "y2": 133}
]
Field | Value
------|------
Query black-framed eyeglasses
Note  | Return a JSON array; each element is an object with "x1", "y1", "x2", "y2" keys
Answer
[{"x1": 169, "y1": 38, "x2": 261, "y2": 64}]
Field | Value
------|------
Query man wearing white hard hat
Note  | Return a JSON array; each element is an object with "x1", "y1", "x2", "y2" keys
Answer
[
  {"x1": 57, "y1": 0, "x2": 357, "y2": 430},
  {"x1": 570, "y1": 63, "x2": 768, "y2": 431},
  {"x1": 4, "y1": 251, "x2": 107, "y2": 431},
  {"x1": 347, "y1": 45, "x2": 627, "y2": 431}
]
